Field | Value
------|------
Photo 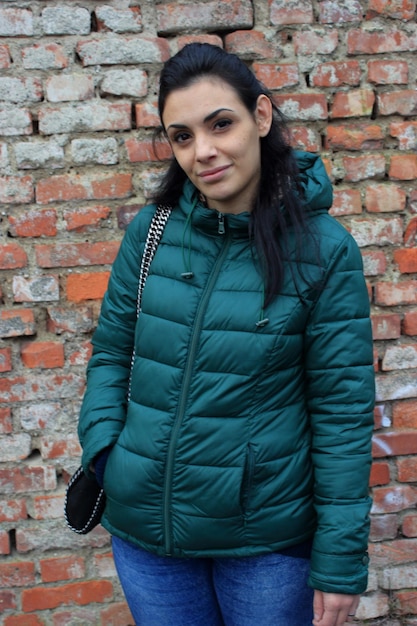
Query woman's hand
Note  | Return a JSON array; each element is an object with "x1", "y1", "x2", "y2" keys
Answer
[{"x1": 313, "y1": 590, "x2": 359, "y2": 626}]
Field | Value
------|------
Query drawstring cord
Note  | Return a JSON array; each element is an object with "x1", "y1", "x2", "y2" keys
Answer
[
  {"x1": 255, "y1": 282, "x2": 269, "y2": 328},
  {"x1": 181, "y1": 195, "x2": 199, "y2": 279}
]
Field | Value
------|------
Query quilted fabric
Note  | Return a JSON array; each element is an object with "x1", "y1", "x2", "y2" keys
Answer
[{"x1": 78, "y1": 151, "x2": 374, "y2": 594}]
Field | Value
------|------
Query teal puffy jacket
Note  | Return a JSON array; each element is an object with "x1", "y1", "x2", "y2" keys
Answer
[{"x1": 78, "y1": 151, "x2": 375, "y2": 594}]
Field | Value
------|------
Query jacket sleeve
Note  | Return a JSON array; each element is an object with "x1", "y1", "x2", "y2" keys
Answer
[
  {"x1": 78, "y1": 210, "x2": 151, "y2": 477},
  {"x1": 304, "y1": 229, "x2": 375, "y2": 595}
]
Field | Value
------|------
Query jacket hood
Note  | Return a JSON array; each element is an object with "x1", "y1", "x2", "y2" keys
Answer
[
  {"x1": 293, "y1": 150, "x2": 333, "y2": 214},
  {"x1": 178, "y1": 149, "x2": 333, "y2": 227}
]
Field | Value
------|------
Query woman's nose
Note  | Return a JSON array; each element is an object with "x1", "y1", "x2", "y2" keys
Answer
[{"x1": 194, "y1": 133, "x2": 217, "y2": 161}]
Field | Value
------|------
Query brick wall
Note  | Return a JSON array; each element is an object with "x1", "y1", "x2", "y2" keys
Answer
[{"x1": 0, "y1": 0, "x2": 416, "y2": 624}]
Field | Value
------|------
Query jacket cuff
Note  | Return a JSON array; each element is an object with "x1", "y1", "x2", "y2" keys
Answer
[
  {"x1": 93, "y1": 447, "x2": 112, "y2": 488},
  {"x1": 308, "y1": 550, "x2": 370, "y2": 594}
]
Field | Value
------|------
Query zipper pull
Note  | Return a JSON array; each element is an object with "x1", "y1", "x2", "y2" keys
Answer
[{"x1": 218, "y1": 212, "x2": 225, "y2": 235}]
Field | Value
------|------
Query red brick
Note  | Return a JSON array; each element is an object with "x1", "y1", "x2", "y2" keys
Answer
[
  {"x1": 95, "y1": 6, "x2": 142, "y2": 32},
  {"x1": 67, "y1": 340, "x2": 93, "y2": 366},
  {"x1": 329, "y1": 189, "x2": 362, "y2": 217},
  {"x1": 157, "y1": 1, "x2": 253, "y2": 33},
  {"x1": 311, "y1": 61, "x2": 361, "y2": 87},
  {"x1": 125, "y1": 137, "x2": 172, "y2": 163},
  {"x1": 51, "y1": 608, "x2": 101, "y2": 625},
  {"x1": 225, "y1": 30, "x2": 281, "y2": 59},
  {"x1": 395, "y1": 590, "x2": 417, "y2": 615},
  {"x1": 0, "y1": 499, "x2": 27, "y2": 522},
  {"x1": 330, "y1": 89, "x2": 375, "y2": 119},
  {"x1": 370, "y1": 461, "x2": 390, "y2": 486},
  {"x1": 379, "y1": 90, "x2": 417, "y2": 117},
  {"x1": 289, "y1": 126, "x2": 321, "y2": 152},
  {"x1": 0, "y1": 175, "x2": 34, "y2": 204},
  {"x1": 404, "y1": 311, "x2": 417, "y2": 336},
  {"x1": 4, "y1": 616, "x2": 44, "y2": 626},
  {"x1": 63, "y1": 205, "x2": 111, "y2": 232},
  {"x1": 367, "y1": 0, "x2": 416, "y2": 20},
  {"x1": 361, "y1": 250, "x2": 387, "y2": 276},
  {"x1": 370, "y1": 513, "x2": 399, "y2": 542},
  {"x1": 394, "y1": 249, "x2": 417, "y2": 273},
  {"x1": 397, "y1": 457, "x2": 417, "y2": 483},
  {"x1": 273, "y1": 93, "x2": 328, "y2": 120},
  {"x1": 135, "y1": 101, "x2": 160, "y2": 128},
  {"x1": 390, "y1": 121, "x2": 417, "y2": 150},
  {"x1": 369, "y1": 538, "x2": 417, "y2": 567},
  {"x1": 7, "y1": 208, "x2": 57, "y2": 238},
  {"x1": 21, "y1": 341, "x2": 65, "y2": 369},
  {"x1": 0, "y1": 372, "x2": 84, "y2": 404},
  {"x1": 40, "y1": 555, "x2": 85, "y2": 583},
  {"x1": 347, "y1": 28, "x2": 417, "y2": 54},
  {"x1": 253, "y1": 63, "x2": 299, "y2": 90},
  {"x1": 93, "y1": 552, "x2": 116, "y2": 577},
  {"x1": 0, "y1": 529, "x2": 11, "y2": 554},
  {"x1": 66, "y1": 271, "x2": 111, "y2": 302},
  {"x1": 101, "y1": 601, "x2": 135, "y2": 626},
  {"x1": 403, "y1": 513, "x2": 417, "y2": 537},
  {"x1": 22, "y1": 580, "x2": 113, "y2": 611},
  {"x1": 270, "y1": 0, "x2": 313, "y2": 24},
  {"x1": 0, "y1": 589, "x2": 17, "y2": 611},
  {"x1": 0, "y1": 309, "x2": 35, "y2": 338},
  {"x1": 0, "y1": 466, "x2": 56, "y2": 494},
  {"x1": 22, "y1": 43, "x2": 69, "y2": 70},
  {"x1": 373, "y1": 431, "x2": 417, "y2": 458},
  {"x1": 0, "y1": 407, "x2": 12, "y2": 434},
  {"x1": 0, "y1": 243, "x2": 27, "y2": 270},
  {"x1": 343, "y1": 154, "x2": 386, "y2": 182},
  {"x1": 293, "y1": 29, "x2": 338, "y2": 55},
  {"x1": 29, "y1": 493, "x2": 65, "y2": 520},
  {"x1": 40, "y1": 434, "x2": 81, "y2": 459},
  {"x1": 372, "y1": 314, "x2": 401, "y2": 340},
  {"x1": 177, "y1": 34, "x2": 224, "y2": 50},
  {"x1": 371, "y1": 484, "x2": 417, "y2": 514},
  {"x1": 318, "y1": 0, "x2": 363, "y2": 23},
  {"x1": 325, "y1": 124, "x2": 384, "y2": 151},
  {"x1": 0, "y1": 560, "x2": 35, "y2": 588},
  {"x1": 389, "y1": 154, "x2": 417, "y2": 180},
  {"x1": 0, "y1": 44, "x2": 11, "y2": 69},
  {"x1": 45, "y1": 74, "x2": 94, "y2": 102},
  {"x1": 375, "y1": 281, "x2": 417, "y2": 306},
  {"x1": 0, "y1": 8, "x2": 33, "y2": 36},
  {"x1": 365, "y1": 184, "x2": 406, "y2": 213},
  {"x1": 46, "y1": 305, "x2": 95, "y2": 335},
  {"x1": 368, "y1": 59, "x2": 409, "y2": 85},
  {"x1": 393, "y1": 400, "x2": 417, "y2": 429},
  {"x1": 0, "y1": 348, "x2": 12, "y2": 373},
  {"x1": 36, "y1": 172, "x2": 132, "y2": 204},
  {"x1": 35, "y1": 241, "x2": 119, "y2": 268},
  {"x1": 38, "y1": 102, "x2": 131, "y2": 135}
]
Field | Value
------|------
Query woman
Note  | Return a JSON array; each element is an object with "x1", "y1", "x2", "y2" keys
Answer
[{"x1": 78, "y1": 43, "x2": 375, "y2": 626}]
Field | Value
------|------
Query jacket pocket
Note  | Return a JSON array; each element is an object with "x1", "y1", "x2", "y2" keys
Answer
[{"x1": 240, "y1": 443, "x2": 255, "y2": 515}]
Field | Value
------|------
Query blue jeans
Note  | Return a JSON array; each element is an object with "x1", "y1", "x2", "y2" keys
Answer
[{"x1": 112, "y1": 536, "x2": 314, "y2": 626}]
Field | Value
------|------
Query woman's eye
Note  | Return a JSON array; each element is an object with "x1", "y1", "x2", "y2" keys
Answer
[
  {"x1": 173, "y1": 132, "x2": 191, "y2": 144},
  {"x1": 214, "y1": 119, "x2": 232, "y2": 130}
]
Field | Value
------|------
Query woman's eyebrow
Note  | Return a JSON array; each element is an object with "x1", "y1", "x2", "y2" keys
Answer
[{"x1": 166, "y1": 108, "x2": 234, "y2": 132}]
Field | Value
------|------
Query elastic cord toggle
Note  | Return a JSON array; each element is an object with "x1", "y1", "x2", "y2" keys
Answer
[
  {"x1": 181, "y1": 272, "x2": 194, "y2": 279},
  {"x1": 255, "y1": 318, "x2": 269, "y2": 328}
]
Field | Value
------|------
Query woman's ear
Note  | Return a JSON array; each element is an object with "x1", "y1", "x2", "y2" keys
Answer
[{"x1": 255, "y1": 94, "x2": 273, "y2": 137}]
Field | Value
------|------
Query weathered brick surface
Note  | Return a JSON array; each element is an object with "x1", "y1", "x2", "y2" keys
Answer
[{"x1": 0, "y1": 2, "x2": 416, "y2": 624}]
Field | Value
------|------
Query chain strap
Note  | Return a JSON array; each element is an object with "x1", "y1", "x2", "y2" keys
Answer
[{"x1": 128, "y1": 204, "x2": 172, "y2": 401}]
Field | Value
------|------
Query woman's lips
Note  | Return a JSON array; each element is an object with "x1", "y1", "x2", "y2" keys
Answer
[{"x1": 198, "y1": 165, "x2": 230, "y2": 182}]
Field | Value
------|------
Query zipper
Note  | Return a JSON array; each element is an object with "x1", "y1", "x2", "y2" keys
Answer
[
  {"x1": 218, "y1": 212, "x2": 225, "y2": 235},
  {"x1": 163, "y1": 233, "x2": 232, "y2": 555},
  {"x1": 240, "y1": 443, "x2": 255, "y2": 516}
]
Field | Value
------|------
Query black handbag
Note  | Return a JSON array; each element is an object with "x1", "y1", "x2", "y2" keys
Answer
[{"x1": 65, "y1": 204, "x2": 172, "y2": 534}]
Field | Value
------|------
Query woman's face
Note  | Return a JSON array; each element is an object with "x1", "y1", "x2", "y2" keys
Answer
[{"x1": 162, "y1": 78, "x2": 272, "y2": 215}]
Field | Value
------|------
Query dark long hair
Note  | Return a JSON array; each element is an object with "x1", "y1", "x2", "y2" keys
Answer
[{"x1": 153, "y1": 43, "x2": 310, "y2": 306}]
